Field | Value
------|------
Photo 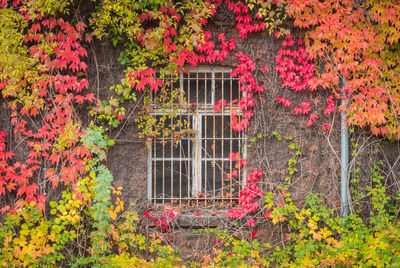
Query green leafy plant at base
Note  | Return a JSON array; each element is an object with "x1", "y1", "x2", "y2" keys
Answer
[
  {"x1": 0, "y1": 125, "x2": 184, "y2": 267},
  {"x1": 200, "y1": 228, "x2": 268, "y2": 267},
  {"x1": 71, "y1": 129, "x2": 183, "y2": 267},
  {"x1": 186, "y1": 162, "x2": 400, "y2": 267},
  {"x1": 266, "y1": 164, "x2": 400, "y2": 267},
  {"x1": 0, "y1": 188, "x2": 90, "y2": 266}
]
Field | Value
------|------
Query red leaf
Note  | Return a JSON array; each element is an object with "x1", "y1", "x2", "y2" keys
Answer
[
  {"x1": 261, "y1": 65, "x2": 268, "y2": 73},
  {"x1": 49, "y1": 153, "x2": 60, "y2": 165},
  {"x1": 0, "y1": 205, "x2": 10, "y2": 214},
  {"x1": 283, "y1": 98, "x2": 292, "y2": 107},
  {"x1": 45, "y1": 168, "x2": 55, "y2": 179},
  {"x1": 74, "y1": 95, "x2": 85, "y2": 104},
  {"x1": 294, "y1": 106, "x2": 302, "y2": 114},
  {"x1": 231, "y1": 169, "x2": 238, "y2": 178},
  {"x1": 251, "y1": 231, "x2": 258, "y2": 239},
  {"x1": 247, "y1": 218, "x2": 256, "y2": 227},
  {"x1": 323, "y1": 123, "x2": 330, "y2": 132},
  {"x1": 310, "y1": 113, "x2": 318, "y2": 121},
  {"x1": 37, "y1": 193, "x2": 46, "y2": 203},
  {"x1": 228, "y1": 152, "x2": 239, "y2": 161},
  {"x1": 75, "y1": 22, "x2": 86, "y2": 32},
  {"x1": 265, "y1": 210, "x2": 273, "y2": 219},
  {"x1": 85, "y1": 93, "x2": 95, "y2": 102}
]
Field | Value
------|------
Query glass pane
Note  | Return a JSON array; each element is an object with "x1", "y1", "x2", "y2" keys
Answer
[
  {"x1": 215, "y1": 77, "x2": 240, "y2": 104},
  {"x1": 201, "y1": 160, "x2": 238, "y2": 196},
  {"x1": 155, "y1": 139, "x2": 172, "y2": 158},
  {"x1": 171, "y1": 79, "x2": 182, "y2": 104},
  {"x1": 183, "y1": 72, "x2": 211, "y2": 79},
  {"x1": 201, "y1": 139, "x2": 240, "y2": 158},
  {"x1": 189, "y1": 80, "x2": 197, "y2": 103},
  {"x1": 182, "y1": 79, "x2": 212, "y2": 104},
  {"x1": 173, "y1": 79, "x2": 180, "y2": 89},
  {"x1": 182, "y1": 79, "x2": 193, "y2": 103},
  {"x1": 226, "y1": 79, "x2": 239, "y2": 101},
  {"x1": 215, "y1": 79, "x2": 223, "y2": 102},
  {"x1": 223, "y1": 72, "x2": 231, "y2": 79},
  {"x1": 154, "y1": 115, "x2": 191, "y2": 158},
  {"x1": 231, "y1": 79, "x2": 239, "y2": 100},
  {"x1": 155, "y1": 139, "x2": 192, "y2": 158},
  {"x1": 153, "y1": 160, "x2": 191, "y2": 202},
  {"x1": 226, "y1": 139, "x2": 240, "y2": 157},
  {"x1": 173, "y1": 139, "x2": 191, "y2": 158},
  {"x1": 202, "y1": 115, "x2": 240, "y2": 138}
]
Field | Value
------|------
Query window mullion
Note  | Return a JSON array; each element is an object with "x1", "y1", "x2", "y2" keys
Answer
[
  {"x1": 147, "y1": 140, "x2": 152, "y2": 201},
  {"x1": 192, "y1": 108, "x2": 202, "y2": 197},
  {"x1": 212, "y1": 70, "x2": 216, "y2": 203}
]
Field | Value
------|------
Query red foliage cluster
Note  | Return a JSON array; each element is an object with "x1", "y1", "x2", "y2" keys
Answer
[
  {"x1": 275, "y1": 34, "x2": 316, "y2": 92},
  {"x1": 143, "y1": 209, "x2": 177, "y2": 235},
  {"x1": 283, "y1": 0, "x2": 400, "y2": 138},
  {"x1": 275, "y1": 34, "x2": 336, "y2": 128},
  {"x1": 227, "y1": 169, "x2": 264, "y2": 220},
  {"x1": 229, "y1": 53, "x2": 261, "y2": 132},
  {"x1": 196, "y1": 31, "x2": 236, "y2": 64},
  {"x1": 225, "y1": 0, "x2": 266, "y2": 39},
  {"x1": 127, "y1": 68, "x2": 164, "y2": 92},
  {"x1": 0, "y1": 2, "x2": 95, "y2": 213},
  {"x1": 276, "y1": 96, "x2": 292, "y2": 108},
  {"x1": 324, "y1": 96, "x2": 336, "y2": 115}
]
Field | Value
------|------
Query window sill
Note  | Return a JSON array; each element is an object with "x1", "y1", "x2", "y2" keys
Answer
[{"x1": 146, "y1": 210, "x2": 237, "y2": 228}]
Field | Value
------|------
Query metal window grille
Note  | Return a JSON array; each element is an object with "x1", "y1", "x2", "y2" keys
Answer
[{"x1": 148, "y1": 68, "x2": 245, "y2": 208}]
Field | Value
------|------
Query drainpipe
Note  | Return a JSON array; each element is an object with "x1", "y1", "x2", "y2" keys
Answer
[{"x1": 340, "y1": 77, "x2": 349, "y2": 221}]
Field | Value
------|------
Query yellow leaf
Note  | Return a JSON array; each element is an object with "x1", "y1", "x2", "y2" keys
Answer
[
  {"x1": 110, "y1": 211, "x2": 117, "y2": 220},
  {"x1": 320, "y1": 227, "x2": 332, "y2": 239}
]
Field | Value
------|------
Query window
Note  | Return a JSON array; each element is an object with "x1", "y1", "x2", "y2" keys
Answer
[{"x1": 148, "y1": 68, "x2": 245, "y2": 207}]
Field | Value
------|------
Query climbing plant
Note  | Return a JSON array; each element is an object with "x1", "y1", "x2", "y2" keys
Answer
[
  {"x1": 282, "y1": 0, "x2": 400, "y2": 139},
  {"x1": 1, "y1": 0, "x2": 400, "y2": 266}
]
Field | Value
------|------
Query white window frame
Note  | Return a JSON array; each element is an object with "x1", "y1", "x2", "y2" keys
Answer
[{"x1": 147, "y1": 67, "x2": 247, "y2": 204}]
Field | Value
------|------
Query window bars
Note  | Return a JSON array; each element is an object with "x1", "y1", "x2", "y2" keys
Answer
[{"x1": 148, "y1": 68, "x2": 245, "y2": 208}]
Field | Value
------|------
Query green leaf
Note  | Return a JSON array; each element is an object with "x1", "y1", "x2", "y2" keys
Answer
[{"x1": 107, "y1": 139, "x2": 115, "y2": 146}]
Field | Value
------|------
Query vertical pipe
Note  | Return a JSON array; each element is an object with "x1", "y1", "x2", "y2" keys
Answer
[
  {"x1": 204, "y1": 71, "x2": 208, "y2": 206},
  {"x1": 340, "y1": 77, "x2": 349, "y2": 220},
  {"x1": 170, "y1": 116, "x2": 173, "y2": 202},
  {"x1": 179, "y1": 76, "x2": 182, "y2": 207}
]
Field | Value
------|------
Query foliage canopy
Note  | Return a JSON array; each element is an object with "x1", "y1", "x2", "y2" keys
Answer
[{"x1": 0, "y1": 0, "x2": 400, "y2": 266}]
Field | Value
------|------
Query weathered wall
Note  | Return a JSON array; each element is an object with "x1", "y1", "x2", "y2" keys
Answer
[
  {"x1": 86, "y1": 7, "x2": 342, "y2": 208},
  {"x1": 86, "y1": 39, "x2": 149, "y2": 204},
  {"x1": 84, "y1": 4, "x2": 400, "y2": 258}
]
